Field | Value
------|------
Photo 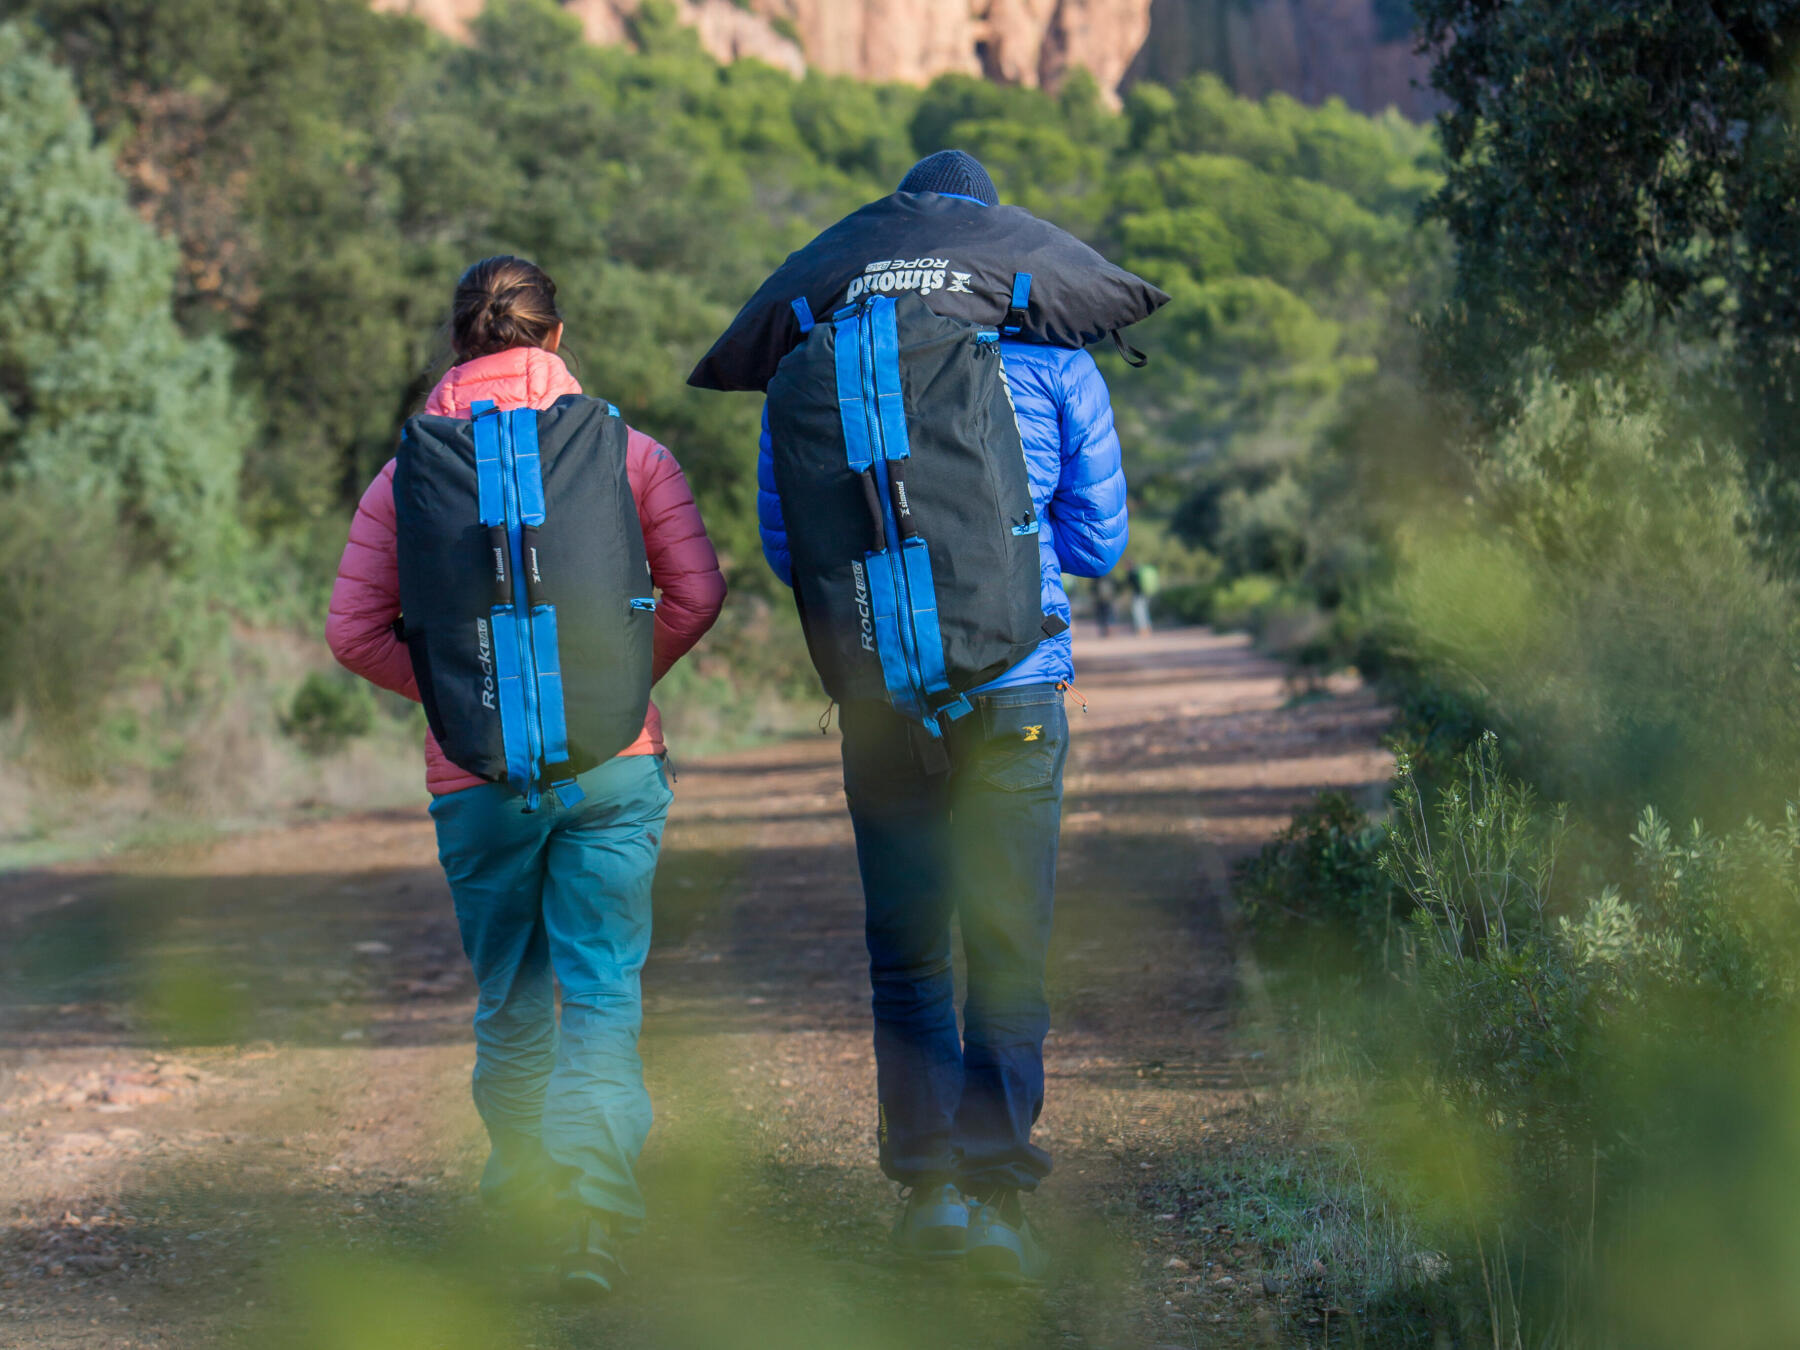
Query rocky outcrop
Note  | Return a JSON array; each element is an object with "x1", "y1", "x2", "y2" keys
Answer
[
  {"x1": 373, "y1": 0, "x2": 1435, "y2": 117},
  {"x1": 1129, "y1": 0, "x2": 1436, "y2": 120}
]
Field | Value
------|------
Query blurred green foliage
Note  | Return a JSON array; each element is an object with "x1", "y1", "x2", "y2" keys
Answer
[{"x1": 1415, "y1": 0, "x2": 1800, "y2": 564}]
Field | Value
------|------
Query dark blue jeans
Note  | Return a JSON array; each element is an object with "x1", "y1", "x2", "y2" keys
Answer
[{"x1": 840, "y1": 683, "x2": 1069, "y2": 1193}]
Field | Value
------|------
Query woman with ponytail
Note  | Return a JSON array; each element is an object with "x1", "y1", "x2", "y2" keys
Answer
[{"x1": 327, "y1": 256, "x2": 726, "y2": 1296}]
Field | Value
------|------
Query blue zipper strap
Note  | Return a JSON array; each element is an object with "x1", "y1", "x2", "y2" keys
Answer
[
  {"x1": 791, "y1": 297, "x2": 815, "y2": 334},
  {"x1": 1003, "y1": 272, "x2": 1032, "y2": 336},
  {"x1": 862, "y1": 553, "x2": 923, "y2": 719},
  {"x1": 529, "y1": 604, "x2": 575, "y2": 784},
  {"x1": 900, "y1": 536, "x2": 951, "y2": 696},
  {"x1": 833, "y1": 311, "x2": 874, "y2": 472},
  {"x1": 870, "y1": 298, "x2": 910, "y2": 462},
  {"x1": 508, "y1": 407, "x2": 546, "y2": 526},
  {"x1": 862, "y1": 307, "x2": 927, "y2": 704},
  {"x1": 489, "y1": 605, "x2": 533, "y2": 793},
  {"x1": 496, "y1": 407, "x2": 542, "y2": 811},
  {"x1": 472, "y1": 400, "x2": 505, "y2": 527}
]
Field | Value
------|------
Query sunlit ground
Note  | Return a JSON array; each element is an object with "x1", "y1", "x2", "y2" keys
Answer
[{"x1": 0, "y1": 630, "x2": 1393, "y2": 1349}]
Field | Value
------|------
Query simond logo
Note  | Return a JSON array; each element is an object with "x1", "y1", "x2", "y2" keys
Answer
[
  {"x1": 850, "y1": 560, "x2": 875, "y2": 653},
  {"x1": 528, "y1": 546, "x2": 541, "y2": 586},
  {"x1": 845, "y1": 257, "x2": 952, "y2": 304},
  {"x1": 894, "y1": 480, "x2": 911, "y2": 517},
  {"x1": 476, "y1": 617, "x2": 496, "y2": 710},
  {"x1": 491, "y1": 546, "x2": 506, "y2": 584}
]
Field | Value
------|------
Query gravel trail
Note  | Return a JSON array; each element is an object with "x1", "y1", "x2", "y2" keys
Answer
[{"x1": 0, "y1": 628, "x2": 1390, "y2": 1349}]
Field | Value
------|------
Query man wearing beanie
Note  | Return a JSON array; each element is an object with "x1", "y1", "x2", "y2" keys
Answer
[
  {"x1": 896, "y1": 147, "x2": 1002, "y2": 205},
  {"x1": 756, "y1": 152, "x2": 1130, "y2": 1285}
]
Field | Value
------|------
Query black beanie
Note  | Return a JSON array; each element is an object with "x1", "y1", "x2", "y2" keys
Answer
[{"x1": 898, "y1": 150, "x2": 999, "y2": 207}]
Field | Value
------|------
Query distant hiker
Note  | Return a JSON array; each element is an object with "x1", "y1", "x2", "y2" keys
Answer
[
  {"x1": 720, "y1": 150, "x2": 1144, "y2": 1283},
  {"x1": 1093, "y1": 575, "x2": 1119, "y2": 638},
  {"x1": 327, "y1": 256, "x2": 725, "y2": 1298},
  {"x1": 1127, "y1": 562, "x2": 1158, "y2": 636}
]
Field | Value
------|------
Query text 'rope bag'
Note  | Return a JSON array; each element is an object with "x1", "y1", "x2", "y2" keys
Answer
[
  {"x1": 394, "y1": 396, "x2": 657, "y2": 809},
  {"x1": 768, "y1": 283, "x2": 1066, "y2": 768}
]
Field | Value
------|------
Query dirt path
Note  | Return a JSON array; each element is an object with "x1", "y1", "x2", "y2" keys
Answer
[{"x1": 0, "y1": 629, "x2": 1390, "y2": 1350}]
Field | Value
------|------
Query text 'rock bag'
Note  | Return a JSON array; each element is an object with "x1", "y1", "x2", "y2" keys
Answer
[
  {"x1": 768, "y1": 284, "x2": 1065, "y2": 769},
  {"x1": 394, "y1": 395, "x2": 656, "y2": 808}
]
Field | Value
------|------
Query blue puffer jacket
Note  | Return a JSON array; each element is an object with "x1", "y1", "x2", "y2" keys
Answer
[{"x1": 757, "y1": 339, "x2": 1129, "y2": 690}]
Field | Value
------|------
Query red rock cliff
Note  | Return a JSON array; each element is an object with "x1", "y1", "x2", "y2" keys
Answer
[{"x1": 373, "y1": 0, "x2": 1435, "y2": 116}]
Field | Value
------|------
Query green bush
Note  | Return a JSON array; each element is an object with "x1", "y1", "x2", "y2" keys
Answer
[
  {"x1": 0, "y1": 486, "x2": 166, "y2": 751},
  {"x1": 1235, "y1": 790, "x2": 1398, "y2": 963},
  {"x1": 1264, "y1": 733, "x2": 1800, "y2": 1341},
  {"x1": 1375, "y1": 370, "x2": 1800, "y2": 828},
  {"x1": 282, "y1": 671, "x2": 377, "y2": 756},
  {"x1": 1208, "y1": 573, "x2": 1283, "y2": 631}
]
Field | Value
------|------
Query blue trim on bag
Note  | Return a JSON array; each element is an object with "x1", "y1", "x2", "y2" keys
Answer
[
  {"x1": 1003, "y1": 272, "x2": 1032, "y2": 336},
  {"x1": 530, "y1": 606, "x2": 569, "y2": 766},
  {"x1": 870, "y1": 299, "x2": 911, "y2": 462},
  {"x1": 900, "y1": 537, "x2": 949, "y2": 695},
  {"x1": 863, "y1": 551, "x2": 920, "y2": 718},
  {"x1": 1012, "y1": 520, "x2": 1040, "y2": 536},
  {"x1": 790, "y1": 297, "x2": 815, "y2": 334},
  {"x1": 833, "y1": 312, "x2": 874, "y2": 473},
  {"x1": 490, "y1": 604, "x2": 531, "y2": 792},
  {"x1": 509, "y1": 407, "x2": 546, "y2": 526},
  {"x1": 472, "y1": 401, "x2": 505, "y2": 527},
  {"x1": 630, "y1": 597, "x2": 658, "y2": 611}
]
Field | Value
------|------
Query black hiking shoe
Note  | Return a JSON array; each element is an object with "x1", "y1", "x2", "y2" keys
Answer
[
  {"x1": 964, "y1": 1189, "x2": 1048, "y2": 1286},
  {"x1": 890, "y1": 1180, "x2": 970, "y2": 1262},
  {"x1": 559, "y1": 1211, "x2": 625, "y2": 1301}
]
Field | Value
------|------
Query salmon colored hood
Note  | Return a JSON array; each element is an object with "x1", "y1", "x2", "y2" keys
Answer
[{"x1": 425, "y1": 346, "x2": 583, "y2": 417}]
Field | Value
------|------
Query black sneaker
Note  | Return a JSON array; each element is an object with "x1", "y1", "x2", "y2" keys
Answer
[
  {"x1": 559, "y1": 1211, "x2": 625, "y2": 1300},
  {"x1": 890, "y1": 1180, "x2": 970, "y2": 1261},
  {"x1": 964, "y1": 1189, "x2": 1048, "y2": 1285}
]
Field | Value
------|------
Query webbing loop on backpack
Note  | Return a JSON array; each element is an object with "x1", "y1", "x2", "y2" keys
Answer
[
  {"x1": 1003, "y1": 272, "x2": 1033, "y2": 337},
  {"x1": 832, "y1": 311, "x2": 874, "y2": 473},
  {"x1": 870, "y1": 300, "x2": 910, "y2": 463},
  {"x1": 472, "y1": 401, "x2": 505, "y2": 527},
  {"x1": 490, "y1": 602, "x2": 532, "y2": 792},
  {"x1": 510, "y1": 405, "x2": 547, "y2": 526},
  {"x1": 790, "y1": 297, "x2": 815, "y2": 335}
]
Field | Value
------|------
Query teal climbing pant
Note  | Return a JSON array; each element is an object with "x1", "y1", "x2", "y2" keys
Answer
[{"x1": 429, "y1": 752, "x2": 672, "y2": 1230}]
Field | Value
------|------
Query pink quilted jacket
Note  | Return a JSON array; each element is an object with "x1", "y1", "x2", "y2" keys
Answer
[{"x1": 327, "y1": 347, "x2": 727, "y2": 795}]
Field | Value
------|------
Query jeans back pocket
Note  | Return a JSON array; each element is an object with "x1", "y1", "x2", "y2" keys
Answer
[{"x1": 973, "y1": 695, "x2": 1066, "y2": 792}]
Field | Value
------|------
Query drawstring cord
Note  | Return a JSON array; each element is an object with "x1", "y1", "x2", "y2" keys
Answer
[
  {"x1": 818, "y1": 699, "x2": 838, "y2": 734},
  {"x1": 1057, "y1": 681, "x2": 1088, "y2": 713}
]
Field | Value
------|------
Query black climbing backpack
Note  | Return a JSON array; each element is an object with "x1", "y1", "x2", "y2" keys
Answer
[
  {"x1": 393, "y1": 396, "x2": 657, "y2": 809},
  {"x1": 767, "y1": 285, "x2": 1064, "y2": 765}
]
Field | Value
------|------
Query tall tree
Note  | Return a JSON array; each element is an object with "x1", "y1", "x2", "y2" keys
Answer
[{"x1": 0, "y1": 21, "x2": 240, "y2": 562}]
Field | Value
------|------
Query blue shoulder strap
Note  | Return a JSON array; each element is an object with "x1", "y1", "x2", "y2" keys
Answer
[
  {"x1": 870, "y1": 298, "x2": 910, "y2": 463},
  {"x1": 508, "y1": 406, "x2": 546, "y2": 526},
  {"x1": 472, "y1": 400, "x2": 505, "y2": 527},
  {"x1": 833, "y1": 310, "x2": 874, "y2": 472},
  {"x1": 1002, "y1": 272, "x2": 1032, "y2": 336}
]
